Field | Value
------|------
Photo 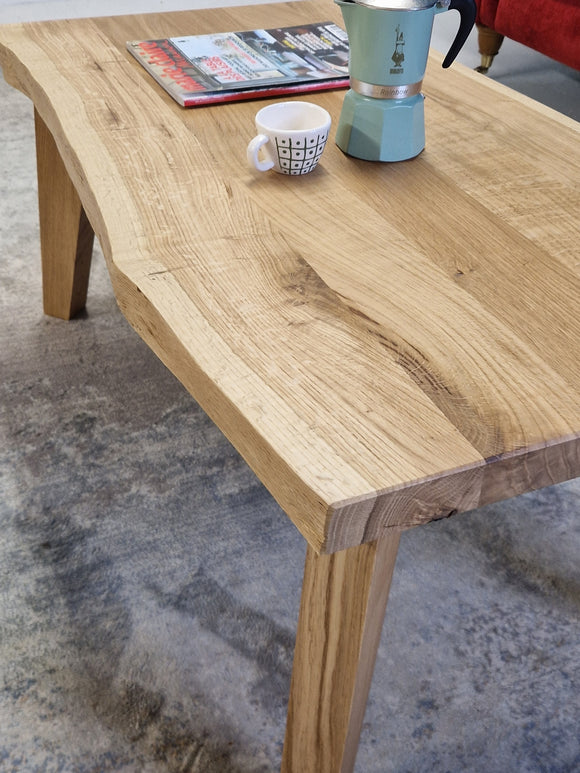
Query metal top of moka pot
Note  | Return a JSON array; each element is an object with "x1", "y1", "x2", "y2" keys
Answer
[{"x1": 347, "y1": 0, "x2": 450, "y2": 10}]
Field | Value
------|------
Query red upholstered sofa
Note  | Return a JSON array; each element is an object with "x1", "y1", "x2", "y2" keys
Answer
[{"x1": 475, "y1": 0, "x2": 580, "y2": 73}]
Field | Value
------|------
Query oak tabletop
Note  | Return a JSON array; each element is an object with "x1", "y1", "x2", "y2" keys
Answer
[{"x1": 1, "y1": 0, "x2": 579, "y2": 553}]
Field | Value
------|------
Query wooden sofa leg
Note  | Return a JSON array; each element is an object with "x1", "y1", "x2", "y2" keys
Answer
[{"x1": 476, "y1": 24, "x2": 505, "y2": 73}]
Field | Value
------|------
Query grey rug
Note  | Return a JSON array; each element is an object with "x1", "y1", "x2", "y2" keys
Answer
[{"x1": 1, "y1": 71, "x2": 579, "y2": 773}]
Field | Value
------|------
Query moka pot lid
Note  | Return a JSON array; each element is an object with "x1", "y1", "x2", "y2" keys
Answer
[{"x1": 348, "y1": 0, "x2": 449, "y2": 9}]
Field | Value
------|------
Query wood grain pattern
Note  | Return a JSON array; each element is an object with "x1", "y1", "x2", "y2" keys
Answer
[
  {"x1": 1, "y1": 0, "x2": 579, "y2": 554},
  {"x1": 35, "y1": 108, "x2": 94, "y2": 319},
  {"x1": 282, "y1": 532, "x2": 400, "y2": 773}
]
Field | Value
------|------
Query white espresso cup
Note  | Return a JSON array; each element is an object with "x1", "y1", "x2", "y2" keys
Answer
[{"x1": 247, "y1": 101, "x2": 331, "y2": 175}]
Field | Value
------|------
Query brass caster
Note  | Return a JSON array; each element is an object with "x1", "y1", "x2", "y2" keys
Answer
[{"x1": 475, "y1": 53, "x2": 494, "y2": 74}]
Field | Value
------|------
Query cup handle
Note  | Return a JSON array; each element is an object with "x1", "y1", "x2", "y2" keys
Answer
[{"x1": 247, "y1": 134, "x2": 275, "y2": 172}]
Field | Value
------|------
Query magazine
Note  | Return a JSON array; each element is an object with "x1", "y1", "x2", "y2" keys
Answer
[{"x1": 127, "y1": 21, "x2": 350, "y2": 107}]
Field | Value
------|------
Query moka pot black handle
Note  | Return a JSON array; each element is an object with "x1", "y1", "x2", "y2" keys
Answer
[{"x1": 441, "y1": 0, "x2": 477, "y2": 68}]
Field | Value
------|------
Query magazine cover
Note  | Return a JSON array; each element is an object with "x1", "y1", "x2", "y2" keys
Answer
[{"x1": 127, "y1": 22, "x2": 350, "y2": 107}]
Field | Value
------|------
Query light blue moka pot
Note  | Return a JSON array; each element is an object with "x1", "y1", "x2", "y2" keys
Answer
[{"x1": 335, "y1": 0, "x2": 476, "y2": 161}]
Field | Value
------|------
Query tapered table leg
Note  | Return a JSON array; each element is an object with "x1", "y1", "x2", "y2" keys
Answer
[
  {"x1": 34, "y1": 109, "x2": 94, "y2": 319},
  {"x1": 282, "y1": 532, "x2": 401, "y2": 773}
]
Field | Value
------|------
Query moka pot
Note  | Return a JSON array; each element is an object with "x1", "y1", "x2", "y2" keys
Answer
[{"x1": 335, "y1": 0, "x2": 476, "y2": 161}]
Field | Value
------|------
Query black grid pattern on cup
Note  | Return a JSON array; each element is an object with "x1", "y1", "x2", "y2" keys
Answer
[{"x1": 275, "y1": 132, "x2": 328, "y2": 175}]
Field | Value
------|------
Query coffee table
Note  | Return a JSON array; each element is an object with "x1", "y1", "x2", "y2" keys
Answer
[{"x1": 1, "y1": 1, "x2": 579, "y2": 770}]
